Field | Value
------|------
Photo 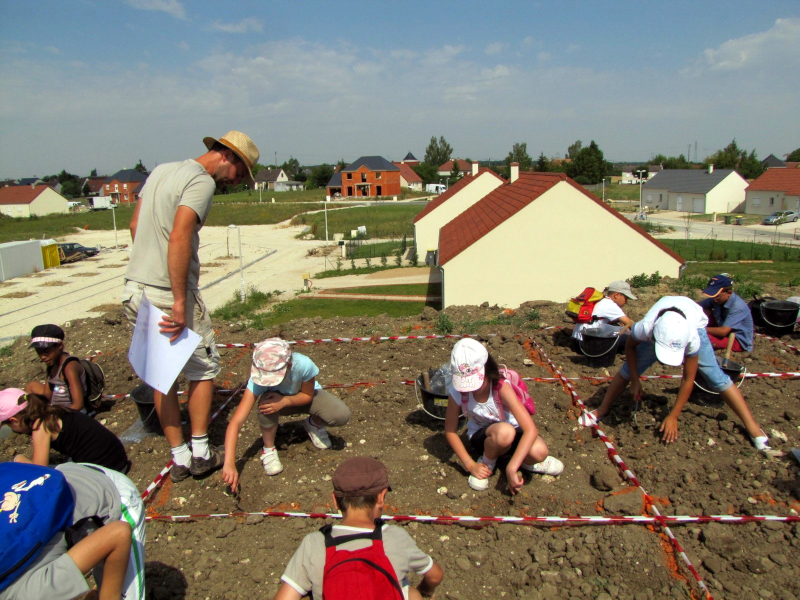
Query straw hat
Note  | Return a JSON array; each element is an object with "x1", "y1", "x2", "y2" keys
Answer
[{"x1": 203, "y1": 130, "x2": 260, "y2": 186}]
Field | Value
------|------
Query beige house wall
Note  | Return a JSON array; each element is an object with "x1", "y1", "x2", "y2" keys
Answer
[
  {"x1": 705, "y1": 173, "x2": 747, "y2": 213},
  {"x1": 414, "y1": 173, "x2": 503, "y2": 257},
  {"x1": 442, "y1": 181, "x2": 683, "y2": 307},
  {"x1": 643, "y1": 188, "x2": 669, "y2": 210},
  {"x1": 745, "y1": 191, "x2": 800, "y2": 216},
  {"x1": 29, "y1": 188, "x2": 69, "y2": 216},
  {"x1": 0, "y1": 204, "x2": 31, "y2": 218}
]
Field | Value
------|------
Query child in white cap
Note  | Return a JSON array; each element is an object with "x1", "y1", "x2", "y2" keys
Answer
[
  {"x1": 222, "y1": 339, "x2": 350, "y2": 490},
  {"x1": 443, "y1": 338, "x2": 563, "y2": 493},
  {"x1": 580, "y1": 296, "x2": 771, "y2": 452}
]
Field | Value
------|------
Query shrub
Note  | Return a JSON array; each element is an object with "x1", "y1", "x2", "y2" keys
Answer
[
  {"x1": 408, "y1": 247, "x2": 419, "y2": 266},
  {"x1": 365, "y1": 257, "x2": 372, "y2": 268},
  {"x1": 435, "y1": 313, "x2": 454, "y2": 335},
  {"x1": 627, "y1": 271, "x2": 662, "y2": 288},
  {"x1": 335, "y1": 258, "x2": 343, "y2": 272},
  {"x1": 380, "y1": 253, "x2": 387, "y2": 267},
  {"x1": 350, "y1": 259, "x2": 356, "y2": 270},
  {"x1": 394, "y1": 251, "x2": 402, "y2": 266}
]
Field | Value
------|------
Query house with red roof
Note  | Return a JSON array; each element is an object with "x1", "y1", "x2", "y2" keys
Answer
[
  {"x1": 392, "y1": 161, "x2": 423, "y2": 191},
  {"x1": 413, "y1": 162, "x2": 505, "y2": 265},
  {"x1": 437, "y1": 159, "x2": 472, "y2": 179},
  {"x1": 436, "y1": 167, "x2": 684, "y2": 307},
  {"x1": 744, "y1": 168, "x2": 800, "y2": 217},
  {"x1": 0, "y1": 184, "x2": 69, "y2": 218}
]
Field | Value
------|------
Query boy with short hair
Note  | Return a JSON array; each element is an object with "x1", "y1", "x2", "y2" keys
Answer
[
  {"x1": 697, "y1": 274, "x2": 754, "y2": 352},
  {"x1": 274, "y1": 457, "x2": 443, "y2": 600}
]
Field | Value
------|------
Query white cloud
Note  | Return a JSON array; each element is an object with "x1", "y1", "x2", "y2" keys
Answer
[
  {"x1": 485, "y1": 42, "x2": 505, "y2": 56},
  {"x1": 178, "y1": 41, "x2": 190, "y2": 51},
  {"x1": 124, "y1": 0, "x2": 185, "y2": 20},
  {"x1": 537, "y1": 51, "x2": 551, "y2": 62},
  {"x1": 208, "y1": 18, "x2": 263, "y2": 34},
  {"x1": 522, "y1": 36, "x2": 535, "y2": 47},
  {"x1": 566, "y1": 44, "x2": 580, "y2": 53},
  {"x1": 701, "y1": 17, "x2": 800, "y2": 71},
  {"x1": 43, "y1": 46, "x2": 61, "y2": 55}
]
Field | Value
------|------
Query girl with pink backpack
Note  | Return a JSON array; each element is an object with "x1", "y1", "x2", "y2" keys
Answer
[{"x1": 443, "y1": 338, "x2": 564, "y2": 494}]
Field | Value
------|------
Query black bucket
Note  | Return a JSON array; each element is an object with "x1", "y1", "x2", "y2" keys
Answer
[
  {"x1": 130, "y1": 384, "x2": 163, "y2": 435},
  {"x1": 415, "y1": 369, "x2": 450, "y2": 420},
  {"x1": 579, "y1": 332, "x2": 619, "y2": 367},
  {"x1": 760, "y1": 300, "x2": 800, "y2": 329},
  {"x1": 694, "y1": 356, "x2": 746, "y2": 397}
]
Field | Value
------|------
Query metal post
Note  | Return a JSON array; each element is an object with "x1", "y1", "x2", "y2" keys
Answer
[
  {"x1": 324, "y1": 199, "x2": 329, "y2": 244},
  {"x1": 229, "y1": 225, "x2": 245, "y2": 301},
  {"x1": 112, "y1": 207, "x2": 118, "y2": 248}
]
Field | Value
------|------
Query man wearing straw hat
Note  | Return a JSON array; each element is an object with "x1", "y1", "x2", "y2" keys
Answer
[{"x1": 122, "y1": 131, "x2": 259, "y2": 482}]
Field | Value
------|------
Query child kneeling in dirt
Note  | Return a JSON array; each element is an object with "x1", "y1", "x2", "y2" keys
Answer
[
  {"x1": 579, "y1": 296, "x2": 771, "y2": 452},
  {"x1": 273, "y1": 457, "x2": 443, "y2": 600},
  {"x1": 222, "y1": 338, "x2": 350, "y2": 490},
  {"x1": 444, "y1": 338, "x2": 564, "y2": 494},
  {"x1": 0, "y1": 462, "x2": 145, "y2": 600},
  {"x1": 24, "y1": 324, "x2": 88, "y2": 412},
  {"x1": 1, "y1": 388, "x2": 130, "y2": 474}
]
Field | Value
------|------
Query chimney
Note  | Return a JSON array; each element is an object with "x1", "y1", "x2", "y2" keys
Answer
[
  {"x1": 510, "y1": 162, "x2": 519, "y2": 183},
  {"x1": 472, "y1": 161, "x2": 479, "y2": 176},
  {"x1": 31, "y1": 183, "x2": 35, "y2": 190},
  {"x1": 708, "y1": 164, "x2": 714, "y2": 174}
]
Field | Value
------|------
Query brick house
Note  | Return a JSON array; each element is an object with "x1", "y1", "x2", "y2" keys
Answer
[
  {"x1": 104, "y1": 169, "x2": 147, "y2": 204},
  {"x1": 326, "y1": 156, "x2": 400, "y2": 198}
]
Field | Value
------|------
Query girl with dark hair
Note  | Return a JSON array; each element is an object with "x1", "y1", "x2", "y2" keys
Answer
[{"x1": 0, "y1": 388, "x2": 130, "y2": 473}]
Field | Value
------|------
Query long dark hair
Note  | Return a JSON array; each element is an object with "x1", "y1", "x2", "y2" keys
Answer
[
  {"x1": 18, "y1": 393, "x2": 65, "y2": 435},
  {"x1": 485, "y1": 353, "x2": 502, "y2": 389}
]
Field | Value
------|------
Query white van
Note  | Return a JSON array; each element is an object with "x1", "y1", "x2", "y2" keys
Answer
[{"x1": 425, "y1": 183, "x2": 447, "y2": 194}]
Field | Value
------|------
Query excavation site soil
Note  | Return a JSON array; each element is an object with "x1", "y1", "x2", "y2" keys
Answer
[{"x1": 1, "y1": 281, "x2": 799, "y2": 600}]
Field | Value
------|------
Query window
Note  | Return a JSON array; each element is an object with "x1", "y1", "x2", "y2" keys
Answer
[
  {"x1": 770, "y1": 197, "x2": 775, "y2": 206},
  {"x1": 347, "y1": 186, "x2": 353, "y2": 196},
  {"x1": 361, "y1": 173, "x2": 367, "y2": 182},
  {"x1": 346, "y1": 173, "x2": 352, "y2": 180},
  {"x1": 114, "y1": 184, "x2": 119, "y2": 192},
  {"x1": 753, "y1": 197, "x2": 761, "y2": 207},
  {"x1": 646, "y1": 193, "x2": 652, "y2": 202},
  {"x1": 376, "y1": 172, "x2": 382, "y2": 179},
  {"x1": 123, "y1": 183, "x2": 127, "y2": 190},
  {"x1": 376, "y1": 185, "x2": 382, "y2": 196}
]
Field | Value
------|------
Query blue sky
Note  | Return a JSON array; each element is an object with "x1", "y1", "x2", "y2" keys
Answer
[{"x1": 1, "y1": 0, "x2": 799, "y2": 179}]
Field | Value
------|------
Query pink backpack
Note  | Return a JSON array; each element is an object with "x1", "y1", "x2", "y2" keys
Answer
[{"x1": 460, "y1": 365, "x2": 536, "y2": 421}]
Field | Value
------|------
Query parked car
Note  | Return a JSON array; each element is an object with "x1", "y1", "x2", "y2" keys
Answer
[
  {"x1": 762, "y1": 210, "x2": 798, "y2": 225},
  {"x1": 58, "y1": 242, "x2": 99, "y2": 262}
]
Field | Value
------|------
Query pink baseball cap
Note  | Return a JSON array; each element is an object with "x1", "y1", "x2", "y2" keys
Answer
[
  {"x1": 450, "y1": 338, "x2": 489, "y2": 392},
  {"x1": 250, "y1": 338, "x2": 292, "y2": 386},
  {"x1": 0, "y1": 388, "x2": 27, "y2": 422}
]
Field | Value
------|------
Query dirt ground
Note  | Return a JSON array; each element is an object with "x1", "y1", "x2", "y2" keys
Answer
[{"x1": 1, "y1": 282, "x2": 799, "y2": 600}]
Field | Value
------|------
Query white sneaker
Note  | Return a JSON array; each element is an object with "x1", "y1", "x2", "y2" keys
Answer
[
  {"x1": 303, "y1": 417, "x2": 332, "y2": 449},
  {"x1": 260, "y1": 449, "x2": 283, "y2": 476},
  {"x1": 522, "y1": 456, "x2": 564, "y2": 476},
  {"x1": 467, "y1": 457, "x2": 493, "y2": 491},
  {"x1": 750, "y1": 434, "x2": 771, "y2": 452},
  {"x1": 578, "y1": 410, "x2": 600, "y2": 427}
]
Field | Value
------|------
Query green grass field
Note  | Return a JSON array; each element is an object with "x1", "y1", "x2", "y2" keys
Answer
[
  {"x1": 292, "y1": 205, "x2": 419, "y2": 240},
  {"x1": 249, "y1": 298, "x2": 426, "y2": 327},
  {"x1": 213, "y1": 187, "x2": 429, "y2": 204},
  {"x1": 348, "y1": 241, "x2": 404, "y2": 259},
  {"x1": 603, "y1": 183, "x2": 643, "y2": 201},
  {"x1": 326, "y1": 283, "x2": 441, "y2": 296},
  {"x1": 0, "y1": 205, "x2": 136, "y2": 244}
]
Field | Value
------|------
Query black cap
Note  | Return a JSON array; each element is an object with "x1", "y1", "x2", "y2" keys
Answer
[{"x1": 30, "y1": 324, "x2": 65, "y2": 348}]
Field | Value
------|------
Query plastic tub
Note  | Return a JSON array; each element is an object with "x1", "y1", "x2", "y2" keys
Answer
[{"x1": 130, "y1": 384, "x2": 163, "y2": 435}]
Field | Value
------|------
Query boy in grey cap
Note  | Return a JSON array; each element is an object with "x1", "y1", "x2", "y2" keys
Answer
[{"x1": 572, "y1": 280, "x2": 636, "y2": 343}]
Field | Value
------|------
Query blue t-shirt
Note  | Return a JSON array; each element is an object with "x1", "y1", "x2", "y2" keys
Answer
[
  {"x1": 698, "y1": 293, "x2": 753, "y2": 351},
  {"x1": 246, "y1": 352, "x2": 322, "y2": 397}
]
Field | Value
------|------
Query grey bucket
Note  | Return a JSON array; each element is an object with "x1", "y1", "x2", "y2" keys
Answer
[{"x1": 130, "y1": 384, "x2": 163, "y2": 435}]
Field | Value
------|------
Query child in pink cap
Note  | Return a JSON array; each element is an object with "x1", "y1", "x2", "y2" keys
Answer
[{"x1": 222, "y1": 338, "x2": 350, "y2": 490}]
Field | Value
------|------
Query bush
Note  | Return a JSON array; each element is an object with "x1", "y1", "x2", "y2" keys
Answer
[
  {"x1": 365, "y1": 257, "x2": 372, "y2": 268},
  {"x1": 627, "y1": 271, "x2": 662, "y2": 288},
  {"x1": 335, "y1": 258, "x2": 343, "y2": 272},
  {"x1": 380, "y1": 253, "x2": 387, "y2": 267},
  {"x1": 394, "y1": 251, "x2": 402, "y2": 266},
  {"x1": 408, "y1": 247, "x2": 419, "y2": 266},
  {"x1": 350, "y1": 259, "x2": 356, "y2": 270},
  {"x1": 435, "y1": 313, "x2": 454, "y2": 335}
]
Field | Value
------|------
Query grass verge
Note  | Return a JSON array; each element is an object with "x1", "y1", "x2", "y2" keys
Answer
[
  {"x1": 348, "y1": 241, "x2": 403, "y2": 259},
  {"x1": 247, "y1": 298, "x2": 426, "y2": 328},
  {"x1": 0, "y1": 205, "x2": 136, "y2": 244},
  {"x1": 211, "y1": 288, "x2": 279, "y2": 321},
  {"x1": 313, "y1": 265, "x2": 411, "y2": 279},
  {"x1": 325, "y1": 283, "x2": 441, "y2": 296},
  {"x1": 292, "y1": 205, "x2": 418, "y2": 240}
]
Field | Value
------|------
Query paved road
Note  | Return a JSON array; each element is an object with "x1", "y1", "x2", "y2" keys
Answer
[{"x1": 625, "y1": 211, "x2": 800, "y2": 245}]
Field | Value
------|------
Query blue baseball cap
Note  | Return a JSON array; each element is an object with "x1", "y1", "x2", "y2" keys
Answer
[{"x1": 702, "y1": 275, "x2": 733, "y2": 298}]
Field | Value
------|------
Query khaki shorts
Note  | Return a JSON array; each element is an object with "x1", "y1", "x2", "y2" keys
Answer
[{"x1": 121, "y1": 280, "x2": 220, "y2": 381}]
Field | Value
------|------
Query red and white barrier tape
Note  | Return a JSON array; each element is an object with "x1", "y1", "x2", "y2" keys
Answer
[
  {"x1": 528, "y1": 339, "x2": 713, "y2": 600},
  {"x1": 215, "y1": 333, "x2": 494, "y2": 349},
  {"x1": 141, "y1": 386, "x2": 244, "y2": 502},
  {"x1": 756, "y1": 332, "x2": 799, "y2": 354},
  {"x1": 144, "y1": 510, "x2": 800, "y2": 525}
]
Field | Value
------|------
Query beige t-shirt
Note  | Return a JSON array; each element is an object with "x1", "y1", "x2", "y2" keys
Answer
[{"x1": 125, "y1": 160, "x2": 215, "y2": 290}]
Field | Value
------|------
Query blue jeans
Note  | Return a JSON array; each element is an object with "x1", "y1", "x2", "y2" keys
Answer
[{"x1": 620, "y1": 328, "x2": 732, "y2": 393}]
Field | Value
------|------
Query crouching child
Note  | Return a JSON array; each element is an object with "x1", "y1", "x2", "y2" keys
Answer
[{"x1": 273, "y1": 457, "x2": 444, "y2": 600}]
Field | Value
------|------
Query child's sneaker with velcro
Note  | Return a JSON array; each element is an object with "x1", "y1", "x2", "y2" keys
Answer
[
  {"x1": 260, "y1": 448, "x2": 283, "y2": 476},
  {"x1": 522, "y1": 456, "x2": 564, "y2": 476}
]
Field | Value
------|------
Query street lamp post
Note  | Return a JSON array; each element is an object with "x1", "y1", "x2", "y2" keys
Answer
[
  {"x1": 228, "y1": 224, "x2": 245, "y2": 301},
  {"x1": 635, "y1": 169, "x2": 646, "y2": 214},
  {"x1": 601, "y1": 177, "x2": 606, "y2": 203}
]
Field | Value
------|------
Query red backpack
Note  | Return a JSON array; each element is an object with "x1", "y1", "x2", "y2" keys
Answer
[
  {"x1": 459, "y1": 365, "x2": 536, "y2": 421},
  {"x1": 321, "y1": 519, "x2": 404, "y2": 600},
  {"x1": 565, "y1": 287, "x2": 604, "y2": 324}
]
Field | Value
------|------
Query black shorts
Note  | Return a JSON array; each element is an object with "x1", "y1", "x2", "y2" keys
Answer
[{"x1": 469, "y1": 425, "x2": 523, "y2": 457}]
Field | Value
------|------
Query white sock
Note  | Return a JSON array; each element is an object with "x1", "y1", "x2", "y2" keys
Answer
[
  {"x1": 191, "y1": 434, "x2": 210, "y2": 460},
  {"x1": 480, "y1": 455, "x2": 497, "y2": 471},
  {"x1": 171, "y1": 443, "x2": 191, "y2": 467},
  {"x1": 262, "y1": 446, "x2": 276, "y2": 454}
]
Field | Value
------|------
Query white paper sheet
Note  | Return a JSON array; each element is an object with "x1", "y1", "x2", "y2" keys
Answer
[{"x1": 128, "y1": 293, "x2": 202, "y2": 394}]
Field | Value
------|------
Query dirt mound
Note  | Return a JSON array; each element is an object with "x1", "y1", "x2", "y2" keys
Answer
[{"x1": 1, "y1": 288, "x2": 799, "y2": 599}]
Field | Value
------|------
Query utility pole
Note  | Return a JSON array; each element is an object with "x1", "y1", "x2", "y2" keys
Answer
[
  {"x1": 695, "y1": 141, "x2": 698, "y2": 164},
  {"x1": 635, "y1": 169, "x2": 646, "y2": 214},
  {"x1": 274, "y1": 151, "x2": 277, "y2": 167}
]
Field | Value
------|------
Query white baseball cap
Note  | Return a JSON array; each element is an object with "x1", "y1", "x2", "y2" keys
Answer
[
  {"x1": 653, "y1": 312, "x2": 689, "y2": 366},
  {"x1": 450, "y1": 338, "x2": 489, "y2": 392}
]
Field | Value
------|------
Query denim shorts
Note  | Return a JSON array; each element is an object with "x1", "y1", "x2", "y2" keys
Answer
[{"x1": 620, "y1": 327, "x2": 732, "y2": 393}]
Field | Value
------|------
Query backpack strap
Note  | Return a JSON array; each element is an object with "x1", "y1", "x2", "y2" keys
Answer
[{"x1": 322, "y1": 518, "x2": 386, "y2": 548}]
